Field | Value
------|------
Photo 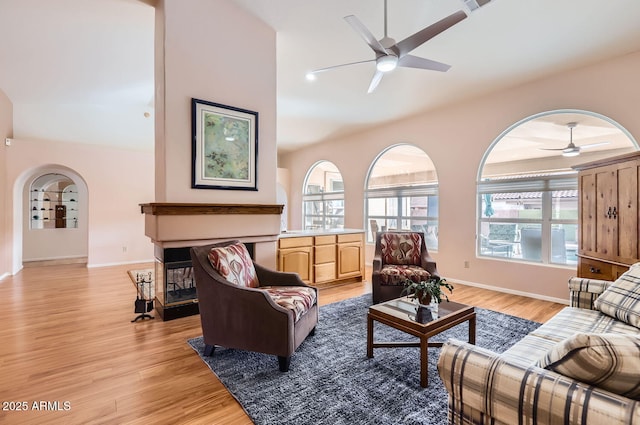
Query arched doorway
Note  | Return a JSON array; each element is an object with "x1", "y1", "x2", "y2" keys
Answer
[{"x1": 20, "y1": 165, "x2": 89, "y2": 266}]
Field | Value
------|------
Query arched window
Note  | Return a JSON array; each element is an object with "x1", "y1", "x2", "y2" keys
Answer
[
  {"x1": 365, "y1": 144, "x2": 438, "y2": 249},
  {"x1": 302, "y1": 161, "x2": 344, "y2": 230},
  {"x1": 478, "y1": 110, "x2": 637, "y2": 265}
]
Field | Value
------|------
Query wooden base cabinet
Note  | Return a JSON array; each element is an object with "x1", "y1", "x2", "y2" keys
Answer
[
  {"x1": 574, "y1": 152, "x2": 640, "y2": 280},
  {"x1": 278, "y1": 231, "x2": 364, "y2": 287},
  {"x1": 278, "y1": 237, "x2": 313, "y2": 284},
  {"x1": 314, "y1": 235, "x2": 337, "y2": 284},
  {"x1": 337, "y1": 233, "x2": 365, "y2": 279}
]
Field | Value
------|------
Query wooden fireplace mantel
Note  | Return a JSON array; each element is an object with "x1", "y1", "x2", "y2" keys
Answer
[{"x1": 139, "y1": 203, "x2": 284, "y2": 216}]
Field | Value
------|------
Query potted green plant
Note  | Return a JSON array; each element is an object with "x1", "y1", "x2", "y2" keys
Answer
[{"x1": 401, "y1": 276, "x2": 454, "y2": 306}]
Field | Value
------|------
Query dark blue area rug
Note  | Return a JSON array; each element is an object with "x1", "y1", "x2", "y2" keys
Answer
[{"x1": 188, "y1": 294, "x2": 540, "y2": 425}]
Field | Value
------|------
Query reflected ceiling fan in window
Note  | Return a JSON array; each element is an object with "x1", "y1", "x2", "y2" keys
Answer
[
  {"x1": 541, "y1": 122, "x2": 610, "y2": 157},
  {"x1": 306, "y1": 0, "x2": 485, "y2": 93}
]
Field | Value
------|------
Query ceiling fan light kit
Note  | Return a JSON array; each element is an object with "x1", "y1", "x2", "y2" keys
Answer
[
  {"x1": 305, "y1": 0, "x2": 489, "y2": 92},
  {"x1": 376, "y1": 54, "x2": 398, "y2": 72}
]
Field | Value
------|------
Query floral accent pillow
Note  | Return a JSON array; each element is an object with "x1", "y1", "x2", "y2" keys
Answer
[
  {"x1": 380, "y1": 232, "x2": 422, "y2": 266},
  {"x1": 208, "y1": 242, "x2": 259, "y2": 288}
]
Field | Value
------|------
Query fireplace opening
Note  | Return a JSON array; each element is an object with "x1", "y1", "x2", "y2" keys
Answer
[{"x1": 154, "y1": 242, "x2": 255, "y2": 320}]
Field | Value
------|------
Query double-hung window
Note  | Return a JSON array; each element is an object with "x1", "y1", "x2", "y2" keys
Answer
[
  {"x1": 364, "y1": 144, "x2": 439, "y2": 249},
  {"x1": 302, "y1": 161, "x2": 344, "y2": 230},
  {"x1": 366, "y1": 185, "x2": 439, "y2": 249},
  {"x1": 477, "y1": 173, "x2": 578, "y2": 265}
]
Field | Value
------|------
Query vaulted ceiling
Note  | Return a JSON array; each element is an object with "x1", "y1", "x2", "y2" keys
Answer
[{"x1": 1, "y1": 0, "x2": 640, "y2": 154}]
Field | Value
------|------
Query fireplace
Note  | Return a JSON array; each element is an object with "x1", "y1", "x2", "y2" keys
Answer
[
  {"x1": 154, "y1": 243, "x2": 254, "y2": 320},
  {"x1": 141, "y1": 203, "x2": 283, "y2": 320}
]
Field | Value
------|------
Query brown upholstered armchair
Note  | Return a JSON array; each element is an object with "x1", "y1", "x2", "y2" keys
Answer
[
  {"x1": 190, "y1": 240, "x2": 318, "y2": 372},
  {"x1": 372, "y1": 231, "x2": 439, "y2": 304}
]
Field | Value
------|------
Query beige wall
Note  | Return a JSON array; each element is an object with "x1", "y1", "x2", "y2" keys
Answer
[
  {"x1": 1, "y1": 0, "x2": 278, "y2": 276},
  {"x1": 5, "y1": 139, "x2": 155, "y2": 270},
  {"x1": 280, "y1": 51, "x2": 640, "y2": 302},
  {"x1": 0, "y1": 89, "x2": 12, "y2": 278},
  {"x1": 155, "y1": 0, "x2": 277, "y2": 204}
]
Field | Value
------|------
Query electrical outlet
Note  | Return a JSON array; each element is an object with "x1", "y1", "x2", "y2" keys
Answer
[
  {"x1": 5, "y1": 138, "x2": 11, "y2": 146},
  {"x1": 464, "y1": 260, "x2": 470, "y2": 268},
  {"x1": 122, "y1": 246, "x2": 127, "y2": 253}
]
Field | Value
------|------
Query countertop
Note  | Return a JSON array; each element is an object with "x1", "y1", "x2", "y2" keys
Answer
[{"x1": 279, "y1": 228, "x2": 365, "y2": 239}]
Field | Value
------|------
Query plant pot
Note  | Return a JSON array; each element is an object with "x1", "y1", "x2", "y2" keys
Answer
[{"x1": 415, "y1": 291, "x2": 432, "y2": 307}]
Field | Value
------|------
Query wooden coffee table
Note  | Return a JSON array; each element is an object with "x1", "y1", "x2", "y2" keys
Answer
[{"x1": 367, "y1": 297, "x2": 476, "y2": 387}]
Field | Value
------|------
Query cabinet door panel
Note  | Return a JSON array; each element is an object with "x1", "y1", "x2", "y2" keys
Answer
[
  {"x1": 337, "y1": 243, "x2": 363, "y2": 278},
  {"x1": 595, "y1": 168, "x2": 617, "y2": 258},
  {"x1": 579, "y1": 173, "x2": 597, "y2": 255},
  {"x1": 278, "y1": 247, "x2": 313, "y2": 284},
  {"x1": 617, "y1": 165, "x2": 638, "y2": 261}
]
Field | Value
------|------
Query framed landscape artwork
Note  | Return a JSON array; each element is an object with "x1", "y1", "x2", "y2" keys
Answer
[{"x1": 191, "y1": 98, "x2": 258, "y2": 190}]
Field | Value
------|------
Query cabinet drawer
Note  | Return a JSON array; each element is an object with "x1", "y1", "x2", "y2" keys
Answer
[
  {"x1": 315, "y1": 235, "x2": 336, "y2": 245},
  {"x1": 279, "y1": 236, "x2": 313, "y2": 249},
  {"x1": 337, "y1": 233, "x2": 363, "y2": 243},
  {"x1": 314, "y1": 263, "x2": 336, "y2": 283},
  {"x1": 314, "y1": 245, "x2": 336, "y2": 264},
  {"x1": 579, "y1": 257, "x2": 613, "y2": 280}
]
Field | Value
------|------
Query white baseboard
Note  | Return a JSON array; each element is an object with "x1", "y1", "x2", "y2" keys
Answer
[
  {"x1": 87, "y1": 259, "x2": 155, "y2": 268},
  {"x1": 0, "y1": 272, "x2": 9, "y2": 281},
  {"x1": 448, "y1": 277, "x2": 570, "y2": 305}
]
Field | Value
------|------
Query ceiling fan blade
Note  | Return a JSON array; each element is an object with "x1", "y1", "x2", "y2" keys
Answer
[
  {"x1": 344, "y1": 15, "x2": 387, "y2": 56},
  {"x1": 539, "y1": 147, "x2": 569, "y2": 151},
  {"x1": 307, "y1": 59, "x2": 376, "y2": 76},
  {"x1": 398, "y1": 54, "x2": 451, "y2": 72},
  {"x1": 367, "y1": 70, "x2": 384, "y2": 93},
  {"x1": 580, "y1": 141, "x2": 610, "y2": 150},
  {"x1": 395, "y1": 10, "x2": 467, "y2": 57}
]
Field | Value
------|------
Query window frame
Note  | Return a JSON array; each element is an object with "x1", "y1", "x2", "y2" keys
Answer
[
  {"x1": 477, "y1": 173, "x2": 578, "y2": 265},
  {"x1": 366, "y1": 184, "x2": 439, "y2": 244},
  {"x1": 302, "y1": 161, "x2": 345, "y2": 230}
]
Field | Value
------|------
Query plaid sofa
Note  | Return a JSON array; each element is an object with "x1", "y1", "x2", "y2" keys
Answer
[{"x1": 437, "y1": 276, "x2": 640, "y2": 425}]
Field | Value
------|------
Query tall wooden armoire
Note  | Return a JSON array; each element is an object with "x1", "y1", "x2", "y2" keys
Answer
[{"x1": 573, "y1": 151, "x2": 640, "y2": 280}]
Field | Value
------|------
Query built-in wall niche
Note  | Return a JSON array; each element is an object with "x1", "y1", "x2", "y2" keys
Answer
[{"x1": 30, "y1": 173, "x2": 79, "y2": 230}]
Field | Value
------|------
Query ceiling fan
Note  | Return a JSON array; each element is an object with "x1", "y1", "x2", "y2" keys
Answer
[
  {"x1": 305, "y1": 0, "x2": 473, "y2": 93},
  {"x1": 541, "y1": 122, "x2": 610, "y2": 157}
]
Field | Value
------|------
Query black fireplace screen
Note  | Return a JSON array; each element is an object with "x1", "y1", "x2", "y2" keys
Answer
[{"x1": 165, "y1": 260, "x2": 195, "y2": 305}]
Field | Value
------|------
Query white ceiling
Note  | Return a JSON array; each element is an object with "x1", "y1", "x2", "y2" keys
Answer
[
  {"x1": 0, "y1": 0, "x2": 155, "y2": 149},
  {"x1": 1, "y1": 0, "x2": 640, "y2": 155}
]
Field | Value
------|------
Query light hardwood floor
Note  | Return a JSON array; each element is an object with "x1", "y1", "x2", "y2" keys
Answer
[{"x1": 0, "y1": 263, "x2": 565, "y2": 424}]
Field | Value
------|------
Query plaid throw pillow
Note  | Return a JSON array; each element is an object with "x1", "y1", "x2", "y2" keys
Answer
[
  {"x1": 537, "y1": 333, "x2": 640, "y2": 400},
  {"x1": 208, "y1": 242, "x2": 259, "y2": 288},
  {"x1": 594, "y1": 263, "x2": 640, "y2": 328}
]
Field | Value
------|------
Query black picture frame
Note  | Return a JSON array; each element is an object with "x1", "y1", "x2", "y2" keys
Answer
[{"x1": 191, "y1": 98, "x2": 258, "y2": 190}]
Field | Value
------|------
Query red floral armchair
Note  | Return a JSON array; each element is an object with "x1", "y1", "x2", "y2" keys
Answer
[{"x1": 372, "y1": 231, "x2": 439, "y2": 304}]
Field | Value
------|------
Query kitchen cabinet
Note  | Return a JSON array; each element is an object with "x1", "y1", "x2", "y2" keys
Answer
[{"x1": 278, "y1": 230, "x2": 364, "y2": 287}]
